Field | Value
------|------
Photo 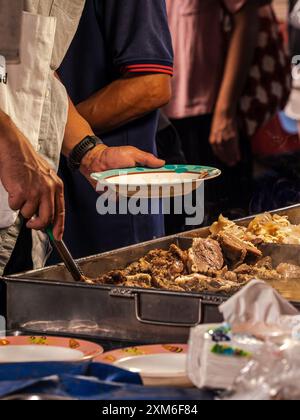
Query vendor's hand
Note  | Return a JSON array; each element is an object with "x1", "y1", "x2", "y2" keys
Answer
[
  {"x1": 0, "y1": 116, "x2": 65, "y2": 240},
  {"x1": 209, "y1": 112, "x2": 241, "y2": 167},
  {"x1": 80, "y1": 145, "x2": 165, "y2": 188}
]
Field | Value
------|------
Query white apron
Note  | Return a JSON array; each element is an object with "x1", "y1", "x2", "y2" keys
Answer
[{"x1": 0, "y1": 12, "x2": 57, "y2": 230}]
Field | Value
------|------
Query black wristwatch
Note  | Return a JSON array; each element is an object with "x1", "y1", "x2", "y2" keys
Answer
[{"x1": 68, "y1": 135, "x2": 104, "y2": 171}]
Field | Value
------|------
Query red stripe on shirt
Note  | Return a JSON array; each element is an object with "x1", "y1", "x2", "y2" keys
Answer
[
  {"x1": 120, "y1": 63, "x2": 173, "y2": 76},
  {"x1": 125, "y1": 68, "x2": 173, "y2": 76},
  {"x1": 126, "y1": 64, "x2": 173, "y2": 70}
]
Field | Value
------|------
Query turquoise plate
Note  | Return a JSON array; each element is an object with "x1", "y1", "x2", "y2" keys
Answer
[{"x1": 91, "y1": 165, "x2": 221, "y2": 198}]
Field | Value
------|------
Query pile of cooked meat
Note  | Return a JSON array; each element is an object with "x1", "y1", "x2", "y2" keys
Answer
[{"x1": 92, "y1": 232, "x2": 300, "y2": 294}]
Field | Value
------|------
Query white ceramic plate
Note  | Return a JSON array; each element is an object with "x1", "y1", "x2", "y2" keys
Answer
[
  {"x1": 0, "y1": 345, "x2": 84, "y2": 363},
  {"x1": 115, "y1": 353, "x2": 187, "y2": 377},
  {"x1": 95, "y1": 344, "x2": 192, "y2": 387},
  {"x1": 0, "y1": 336, "x2": 104, "y2": 363},
  {"x1": 92, "y1": 165, "x2": 221, "y2": 198}
]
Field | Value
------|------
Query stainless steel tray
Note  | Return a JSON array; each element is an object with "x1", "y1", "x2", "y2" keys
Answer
[{"x1": 1, "y1": 204, "x2": 300, "y2": 343}]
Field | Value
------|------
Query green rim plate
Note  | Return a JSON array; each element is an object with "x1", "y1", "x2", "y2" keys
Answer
[{"x1": 91, "y1": 164, "x2": 221, "y2": 184}]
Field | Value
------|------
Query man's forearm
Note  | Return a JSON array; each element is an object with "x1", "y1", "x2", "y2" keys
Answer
[
  {"x1": 62, "y1": 96, "x2": 106, "y2": 157},
  {"x1": 215, "y1": 1, "x2": 260, "y2": 116},
  {"x1": 0, "y1": 109, "x2": 24, "y2": 162},
  {"x1": 77, "y1": 74, "x2": 171, "y2": 134},
  {"x1": 0, "y1": 109, "x2": 14, "y2": 141}
]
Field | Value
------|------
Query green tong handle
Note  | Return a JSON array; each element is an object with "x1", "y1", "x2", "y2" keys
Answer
[
  {"x1": 46, "y1": 226, "x2": 84, "y2": 283},
  {"x1": 46, "y1": 226, "x2": 55, "y2": 242}
]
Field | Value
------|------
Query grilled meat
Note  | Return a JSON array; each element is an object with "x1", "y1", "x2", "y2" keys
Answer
[
  {"x1": 125, "y1": 274, "x2": 152, "y2": 288},
  {"x1": 175, "y1": 273, "x2": 246, "y2": 294},
  {"x1": 88, "y1": 231, "x2": 300, "y2": 297},
  {"x1": 95, "y1": 270, "x2": 126, "y2": 286},
  {"x1": 254, "y1": 256, "x2": 273, "y2": 270},
  {"x1": 188, "y1": 238, "x2": 224, "y2": 274},
  {"x1": 147, "y1": 244, "x2": 188, "y2": 288},
  {"x1": 234, "y1": 262, "x2": 281, "y2": 282},
  {"x1": 216, "y1": 232, "x2": 262, "y2": 268},
  {"x1": 223, "y1": 270, "x2": 238, "y2": 283},
  {"x1": 95, "y1": 244, "x2": 188, "y2": 290},
  {"x1": 175, "y1": 274, "x2": 213, "y2": 292}
]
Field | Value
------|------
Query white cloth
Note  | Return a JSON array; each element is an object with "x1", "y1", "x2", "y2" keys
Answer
[
  {"x1": 220, "y1": 280, "x2": 298, "y2": 326},
  {"x1": 0, "y1": 12, "x2": 57, "y2": 230}
]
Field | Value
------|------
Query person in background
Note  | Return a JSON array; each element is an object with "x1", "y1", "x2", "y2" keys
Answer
[
  {"x1": 165, "y1": 0, "x2": 273, "y2": 223},
  {"x1": 48, "y1": 0, "x2": 173, "y2": 262},
  {"x1": 248, "y1": 0, "x2": 300, "y2": 213}
]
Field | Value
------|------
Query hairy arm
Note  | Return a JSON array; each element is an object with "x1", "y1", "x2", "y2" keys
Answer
[
  {"x1": 62, "y1": 94, "x2": 164, "y2": 189},
  {"x1": 61, "y1": 96, "x2": 104, "y2": 157},
  {"x1": 0, "y1": 109, "x2": 65, "y2": 240},
  {"x1": 77, "y1": 74, "x2": 172, "y2": 133}
]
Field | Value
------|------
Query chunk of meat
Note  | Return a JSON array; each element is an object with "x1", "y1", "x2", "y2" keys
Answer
[
  {"x1": 236, "y1": 274, "x2": 254, "y2": 285},
  {"x1": 254, "y1": 256, "x2": 273, "y2": 270},
  {"x1": 207, "y1": 279, "x2": 243, "y2": 294},
  {"x1": 223, "y1": 271, "x2": 238, "y2": 283},
  {"x1": 217, "y1": 232, "x2": 262, "y2": 268},
  {"x1": 234, "y1": 264, "x2": 281, "y2": 282},
  {"x1": 277, "y1": 263, "x2": 300, "y2": 280},
  {"x1": 206, "y1": 266, "x2": 238, "y2": 283},
  {"x1": 94, "y1": 270, "x2": 126, "y2": 286},
  {"x1": 175, "y1": 274, "x2": 213, "y2": 292},
  {"x1": 254, "y1": 268, "x2": 281, "y2": 281},
  {"x1": 234, "y1": 264, "x2": 255, "y2": 275},
  {"x1": 125, "y1": 274, "x2": 152, "y2": 288},
  {"x1": 169, "y1": 243, "x2": 188, "y2": 264},
  {"x1": 210, "y1": 214, "x2": 247, "y2": 239},
  {"x1": 188, "y1": 238, "x2": 224, "y2": 274},
  {"x1": 149, "y1": 245, "x2": 188, "y2": 283},
  {"x1": 152, "y1": 275, "x2": 185, "y2": 292},
  {"x1": 174, "y1": 273, "x2": 243, "y2": 294}
]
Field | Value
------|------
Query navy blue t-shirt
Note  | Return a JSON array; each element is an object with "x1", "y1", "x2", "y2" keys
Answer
[{"x1": 54, "y1": 0, "x2": 174, "y2": 260}]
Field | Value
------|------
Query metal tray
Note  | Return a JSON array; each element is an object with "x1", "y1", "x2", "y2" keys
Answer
[{"x1": 1, "y1": 204, "x2": 300, "y2": 343}]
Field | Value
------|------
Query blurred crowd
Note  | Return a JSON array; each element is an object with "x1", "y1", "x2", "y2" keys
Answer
[
  {"x1": 161, "y1": 0, "x2": 300, "y2": 231},
  {"x1": 49, "y1": 0, "x2": 300, "y2": 261}
]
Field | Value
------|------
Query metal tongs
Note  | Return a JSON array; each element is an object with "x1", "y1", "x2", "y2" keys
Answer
[{"x1": 46, "y1": 227, "x2": 94, "y2": 284}]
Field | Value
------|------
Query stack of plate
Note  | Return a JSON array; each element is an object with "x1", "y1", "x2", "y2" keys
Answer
[{"x1": 0, "y1": 337, "x2": 191, "y2": 388}]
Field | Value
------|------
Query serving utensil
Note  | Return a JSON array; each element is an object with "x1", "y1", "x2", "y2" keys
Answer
[{"x1": 45, "y1": 227, "x2": 89, "y2": 283}]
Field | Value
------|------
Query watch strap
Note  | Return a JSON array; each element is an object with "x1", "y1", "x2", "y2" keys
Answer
[{"x1": 68, "y1": 136, "x2": 104, "y2": 171}]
